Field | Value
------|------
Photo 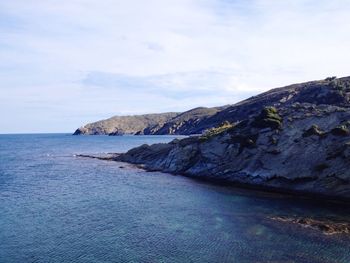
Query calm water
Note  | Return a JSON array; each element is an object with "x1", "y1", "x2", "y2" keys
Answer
[{"x1": 0, "y1": 134, "x2": 350, "y2": 263}]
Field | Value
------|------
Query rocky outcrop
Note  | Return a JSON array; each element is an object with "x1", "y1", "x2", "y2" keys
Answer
[{"x1": 115, "y1": 76, "x2": 350, "y2": 200}]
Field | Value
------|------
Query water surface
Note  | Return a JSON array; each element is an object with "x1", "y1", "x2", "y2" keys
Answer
[{"x1": 0, "y1": 134, "x2": 350, "y2": 263}]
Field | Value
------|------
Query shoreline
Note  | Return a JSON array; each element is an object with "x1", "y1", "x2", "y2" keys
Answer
[
  {"x1": 77, "y1": 153, "x2": 350, "y2": 236},
  {"x1": 76, "y1": 153, "x2": 350, "y2": 206}
]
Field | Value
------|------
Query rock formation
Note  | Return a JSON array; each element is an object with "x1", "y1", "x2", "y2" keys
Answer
[{"x1": 114, "y1": 76, "x2": 350, "y2": 200}]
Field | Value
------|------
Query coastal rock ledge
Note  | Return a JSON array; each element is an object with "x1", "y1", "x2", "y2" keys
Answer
[{"x1": 113, "y1": 76, "x2": 350, "y2": 200}]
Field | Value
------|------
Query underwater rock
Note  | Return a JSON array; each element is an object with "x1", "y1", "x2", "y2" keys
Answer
[{"x1": 269, "y1": 216, "x2": 350, "y2": 235}]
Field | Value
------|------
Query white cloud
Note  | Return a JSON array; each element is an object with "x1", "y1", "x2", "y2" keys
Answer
[{"x1": 0, "y1": 0, "x2": 350, "y2": 132}]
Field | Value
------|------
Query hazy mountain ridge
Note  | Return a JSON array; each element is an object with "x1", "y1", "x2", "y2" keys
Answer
[
  {"x1": 73, "y1": 112, "x2": 179, "y2": 135},
  {"x1": 73, "y1": 106, "x2": 229, "y2": 136}
]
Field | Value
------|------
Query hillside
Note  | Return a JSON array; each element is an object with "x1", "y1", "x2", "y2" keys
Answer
[
  {"x1": 73, "y1": 106, "x2": 227, "y2": 135},
  {"x1": 74, "y1": 76, "x2": 350, "y2": 137},
  {"x1": 113, "y1": 76, "x2": 350, "y2": 200},
  {"x1": 73, "y1": 112, "x2": 178, "y2": 135}
]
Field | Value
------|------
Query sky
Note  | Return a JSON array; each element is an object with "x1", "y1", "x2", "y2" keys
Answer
[{"x1": 0, "y1": 0, "x2": 350, "y2": 133}]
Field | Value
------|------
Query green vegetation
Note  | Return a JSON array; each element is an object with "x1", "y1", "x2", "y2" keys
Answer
[
  {"x1": 253, "y1": 106, "x2": 282, "y2": 130},
  {"x1": 200, "y1": 121, "x2": 235, "y2": 141},
  {"x1": 302, "y1": 125, "x2": 325, "y2": 137}
]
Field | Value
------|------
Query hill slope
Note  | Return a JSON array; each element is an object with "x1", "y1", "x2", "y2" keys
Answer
[
  {"x1": 73, "y1": 106, "x2": 227, "y2": 135},
  {"x1": 74, "y1": 76, "x2": 350, "y2": 137},
  {"x1": 73, "y1": 112, "x2": 178, "y2": 135},
  {"x1": 115, "y1": 76, "x2": 350, "y2": 200}
]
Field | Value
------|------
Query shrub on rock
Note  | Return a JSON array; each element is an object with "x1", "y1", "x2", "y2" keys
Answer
[
  {"x1": 253, "y1": 106, "x2": 282, "y2": 130},
  {"x1": 200, "y1": 121, "x2": 235, "y2": 141}
]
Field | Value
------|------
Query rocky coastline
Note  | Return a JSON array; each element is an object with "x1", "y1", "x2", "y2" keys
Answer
[
  {"x1": 77, "y1": 76, "x2": 350, "y2": 202},
  {"x1": 98, "y1": 76, "x2": 350, "y2": 201}
]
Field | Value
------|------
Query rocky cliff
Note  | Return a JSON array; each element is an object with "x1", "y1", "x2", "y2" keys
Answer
[{"x1": 115, "y1": 76, "x2": 350, "y2": 200}]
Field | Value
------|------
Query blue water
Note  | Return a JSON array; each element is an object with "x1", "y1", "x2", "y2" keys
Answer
[{"x1": 0, "y1": 134, "x2": 350, "y2": 263}]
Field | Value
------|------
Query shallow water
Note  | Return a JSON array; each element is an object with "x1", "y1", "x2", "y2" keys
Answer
[{"x1": 0, "y1": 134, "x2": 349, "y2": 263}]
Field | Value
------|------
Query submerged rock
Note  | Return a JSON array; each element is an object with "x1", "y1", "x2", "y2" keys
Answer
[
  {"x1": 269, "y1": 216, "x2": 350, "y2": 235},
  {"x1": 76, "y1": 153, "x2": 120, "y2": 161}
]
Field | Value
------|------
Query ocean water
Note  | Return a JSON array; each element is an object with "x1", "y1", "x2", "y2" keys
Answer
[{"x1": 0, "y1": 134, "x2": 350, "y2": 263}]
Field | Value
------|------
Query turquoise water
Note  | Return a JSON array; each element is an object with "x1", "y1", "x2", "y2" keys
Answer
[{"x1": 0, "y1": 134, "x2": 350, "y2": 263}]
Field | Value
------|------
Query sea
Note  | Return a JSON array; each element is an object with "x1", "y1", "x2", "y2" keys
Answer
[{"x1": 0, "y1": 134, "x2": 349, "y2": 263}]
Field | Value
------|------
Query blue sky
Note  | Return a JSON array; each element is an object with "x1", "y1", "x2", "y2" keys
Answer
[{"x1": 0, "y1": 0, "x2": 350, "y2": 133}]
